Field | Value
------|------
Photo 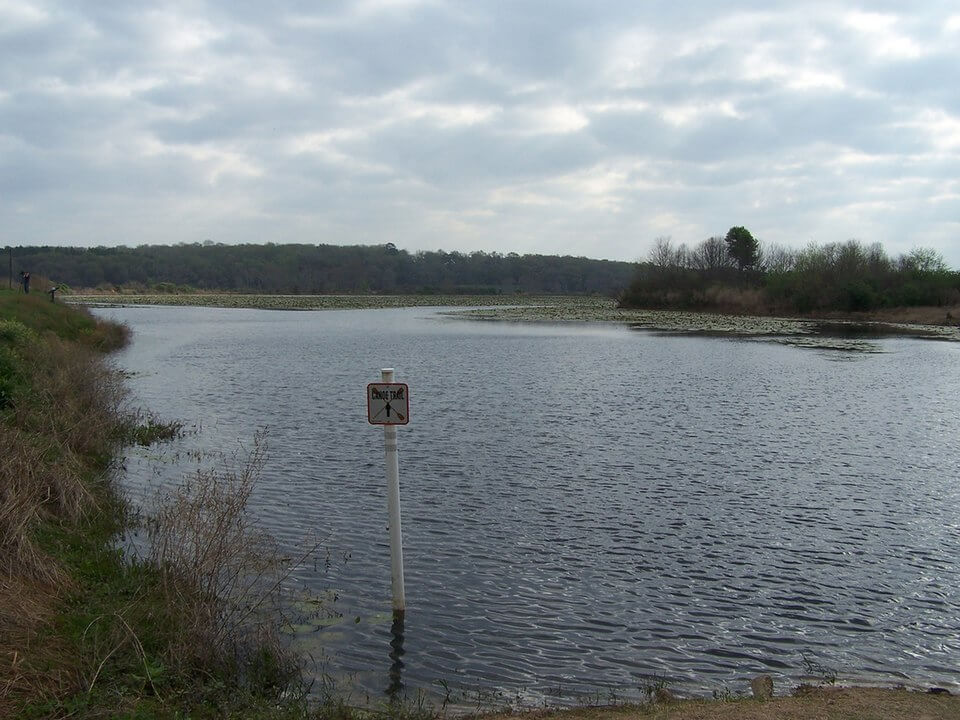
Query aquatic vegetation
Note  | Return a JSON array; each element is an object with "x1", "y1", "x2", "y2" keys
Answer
[
  {"x1": 443, "y1": 298, "x2": 960, "y2": 343},
  {"x1": 67, "y1": 292, "x2": 597, "y2": 311},
  {"x1": 69, "y1": 293, "x2": 960, "y2": 348}
]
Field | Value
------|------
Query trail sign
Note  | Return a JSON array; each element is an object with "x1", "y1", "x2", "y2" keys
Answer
[
  {"x1": 369, "y1": 369, "x2": 407, "y2": 616},
  {"x1": 367, "y1": 382, "x2": 409, "y2": 425}
]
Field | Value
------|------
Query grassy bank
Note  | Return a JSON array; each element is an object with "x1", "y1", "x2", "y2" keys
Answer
[{"x1": 0, "y1": 290, "x2": 309, "y2": 718}]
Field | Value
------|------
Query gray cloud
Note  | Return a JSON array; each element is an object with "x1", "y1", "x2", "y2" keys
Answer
[{"x1": 1, "y1": 1, "x2": 958, "y2": 266}]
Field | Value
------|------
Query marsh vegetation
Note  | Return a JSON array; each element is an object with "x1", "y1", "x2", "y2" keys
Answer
[{"x1": 620, "y1": 236, "x2": 960, "y2": 319}]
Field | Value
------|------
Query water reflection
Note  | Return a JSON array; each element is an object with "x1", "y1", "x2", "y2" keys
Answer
[{"x1": 387, "y1": 615, "x2": 406, "y2": 701}]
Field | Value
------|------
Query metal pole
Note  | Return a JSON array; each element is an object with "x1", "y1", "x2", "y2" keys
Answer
[
  {"x1": 381, "y1": 368, "x2": 406, "y2": 616},
  {"x1": 6, "y1": 247, "x2": 10, "y2": 290}
]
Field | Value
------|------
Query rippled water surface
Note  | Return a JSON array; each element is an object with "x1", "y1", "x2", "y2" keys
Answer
[{"x1": 95, "y1": 305, "x2": 960, "y2": 703}]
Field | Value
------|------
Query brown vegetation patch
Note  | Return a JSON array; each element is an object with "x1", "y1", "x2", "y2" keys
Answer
[
  {"x1": 0, "y1": 336, "x2": 124, "y2": 597},
  {"x1": 0, "y1": 309, "x2": 130, "y2": 712},
  {"x1": 144, "y1": 434, "x2": 305, "y2": 684},
  {"x1": 701, "y1": 286, "x2": 768, "y2": 315},
  {"x1": 832, "y1": 304, "x2": 960, "y2": 327}
]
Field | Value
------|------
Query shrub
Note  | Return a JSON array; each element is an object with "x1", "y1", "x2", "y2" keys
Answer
[
  {"x1": 143, "y1": 434, "x2": 313, "y2": 701},
  {"x1": 843, "y1": 280, "x2": 879, "y2": 312}
]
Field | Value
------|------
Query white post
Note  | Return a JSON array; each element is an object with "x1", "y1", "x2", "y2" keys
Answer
[{"x1": 381, "y1": 368, "x2": 406, "y2": 616}]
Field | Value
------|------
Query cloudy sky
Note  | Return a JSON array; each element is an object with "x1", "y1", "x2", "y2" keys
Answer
[{"x1": 2, "y1": 1, "x2": 958, "y2": 266}]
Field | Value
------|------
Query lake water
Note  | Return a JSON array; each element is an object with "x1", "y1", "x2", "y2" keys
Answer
[{"x1": 93, "y1": 305, "x2": 960, "y2": 704}]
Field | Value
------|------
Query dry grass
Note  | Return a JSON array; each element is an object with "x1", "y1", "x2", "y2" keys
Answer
[
  {"x1": 0, "y1": 333, "x2": 130, "y2": 709},
  {"x1": 143, "y1": 432, "x2": 315, "y2": 697},
  {"x1": 846, "y1": 304, "x2": 960, "y2": 327},
  {"x1": 0, "y1": 335, "x2": 125, "y2": 581},
  {"x1": 701, "y1": 286, "x2": 768, "y2": 314},
  {"x1": 626, "y1": 283, "x2": 960, "y2": 329}
]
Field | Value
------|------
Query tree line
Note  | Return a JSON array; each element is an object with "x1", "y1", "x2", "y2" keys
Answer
[
  {"x1": 8, "y1": 242, "x2": 635, "y2": 296},
  {"x1": 619, "y1": 228, "x2": 959, "y2": 314}
]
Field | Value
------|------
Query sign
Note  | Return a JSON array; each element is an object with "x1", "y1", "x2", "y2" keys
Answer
[
  {"x1": 369, "y1": 370, "x2": 407, "y2": 615},
  {"x1": 367, "y1": 382, "x2": 409, "y2": 425}
]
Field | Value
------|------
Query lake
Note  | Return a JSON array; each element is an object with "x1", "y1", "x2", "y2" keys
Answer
[{"x1": 93, "y1": 304, "x2": 960, "y2": 704}]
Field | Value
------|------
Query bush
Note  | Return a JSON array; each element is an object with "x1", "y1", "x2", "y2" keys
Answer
[
  {"x1": 843, "y1": 280, "x2": 879, "y2": 312},
  {"x1": 142, "y1": 434, "x2": 318, "y2": 704},
  {"x1": 622, "y1": 239, "x2": 960, "y2": 316}
]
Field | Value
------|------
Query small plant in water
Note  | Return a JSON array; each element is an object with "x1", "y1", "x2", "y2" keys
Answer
[
  {"x1": 122, "y1": 409, "x2": 184, "y2": 446},
  {"x1": 638, "y1": 673, "x2": 668, "y2": 702},
  {"x1": 712, "y1": 686, "x2": 742, "y2": 701},
  {"x1": 802, "y1": 653, "x2": 838, "y2": 686}
]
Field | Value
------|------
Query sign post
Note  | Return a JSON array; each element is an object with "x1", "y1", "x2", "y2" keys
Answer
[{"x1": 367, "y1": 369, "x2": 409, "y2": 617}]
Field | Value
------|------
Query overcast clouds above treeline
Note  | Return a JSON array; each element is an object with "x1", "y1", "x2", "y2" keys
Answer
[{"x1": 2, "y1": 1, "x2": 958, "y2": 267}]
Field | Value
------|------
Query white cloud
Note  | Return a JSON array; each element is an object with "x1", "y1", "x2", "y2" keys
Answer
[
  {"x1": 897, "y1": 108, "x2": 960, "y2": 151},
  {"x1": 843, "y1": 11, "x2": 926, "y2": 60},
  {"x1": 510, "y1": 105, "x2": 589, "y2": 135},
  {"x1": 143, "y1": 8, "x2": 223, "y2": 54},
  {"x1": 342, "y1": 83, "x2": 501, "y2": 129}
]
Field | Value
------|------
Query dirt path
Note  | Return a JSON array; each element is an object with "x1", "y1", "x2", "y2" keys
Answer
[{"x1": 483, "y1": 687, "x2": 960, "y2": 720}]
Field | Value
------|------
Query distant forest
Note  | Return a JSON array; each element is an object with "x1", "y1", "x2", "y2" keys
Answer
[{"x1": 8, "y1": 243, "x2": 635, "y2": 295}]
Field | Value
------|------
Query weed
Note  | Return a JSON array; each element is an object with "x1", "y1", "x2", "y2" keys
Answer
[
  {"x1": 802, "y1": 653, "x2": 838, "y2": 686},
  {"x1": 712, "y1": 686, "x2": 742, "y2": 701},
  {"x1": 639, "y1": 673, "x2": 668, "y2": 702},
  {"x1": 121, "y1": 411, "x2": 185, "y2": 446},
  {"x1": 142, "y1": 431, "x2": 323, "y2": 705}
]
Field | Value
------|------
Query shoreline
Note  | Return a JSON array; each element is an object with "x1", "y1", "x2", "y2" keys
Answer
[
  {"x1": 68, "y1": 292, "x2": 960, "y2": 338},
  {"x1": 481, "y1": 686, "x2": 959, "y2": 720}
]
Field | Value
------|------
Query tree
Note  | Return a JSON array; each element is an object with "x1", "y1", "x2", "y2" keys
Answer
[
  {"x1": 901, "y1": 247, "x2": 947, "y2": 274},
  {"x1": 690, "y1": 236, "x2": 730, "y2": 271},
  {"x1": 761, "y1": 242, "x2": 795, "y2": 274},
  {"x1": 724, "y1": 226, "x2": 759, "y2": 271},
  {"x1": 648, "y1": 236, "x2": 687, "y2": 268},
  {"x1": 648, "y1": 236, "x2": 675, "y2": 268}
]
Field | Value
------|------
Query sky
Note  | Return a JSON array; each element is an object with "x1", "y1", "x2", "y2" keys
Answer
[{"x1": 2, "y1": 1, "x2": 959, "y2": 266}]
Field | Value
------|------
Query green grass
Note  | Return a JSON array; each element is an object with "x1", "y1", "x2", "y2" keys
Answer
[
  {"x1": 0, "y1": 288, "x2": 128, "y2": 350},
  {"x1": 19, "y1": 504, "x2": 303, "y2": 718},
  {"x1": 122, "y1": 415, "x2": 184, "y2": 446}
]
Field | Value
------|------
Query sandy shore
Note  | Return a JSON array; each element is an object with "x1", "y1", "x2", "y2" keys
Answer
[{"x1": 482, "y1": 687, "x2": 959, "y2": 720}]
